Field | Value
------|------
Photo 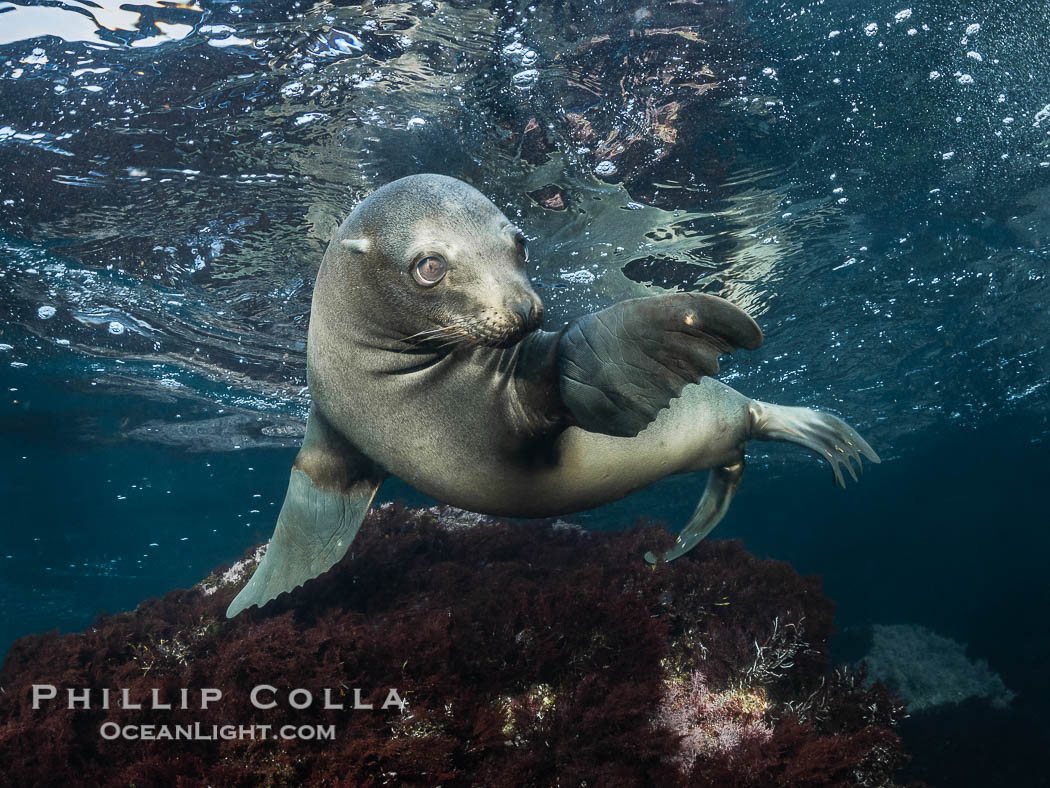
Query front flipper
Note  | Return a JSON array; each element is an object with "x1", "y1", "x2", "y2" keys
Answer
[
  {"x1": 226, "y1": 409, "x2": 385, "y2": 618},
  {"x1": 644, "y1": 461, "x2": 745, "y2": 564},
  {"x1": 559, "y1": 292, "x2": 763, "y2": 437}
]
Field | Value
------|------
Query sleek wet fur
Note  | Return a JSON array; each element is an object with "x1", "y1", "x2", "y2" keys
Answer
[{"x1": 227, "y1": 174, "x2": 880, "y2": 617}]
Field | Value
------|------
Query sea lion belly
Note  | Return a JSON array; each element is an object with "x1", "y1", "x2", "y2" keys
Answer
[{"x1": 315, "y1": 336, "x2": 752, "y2": 517}]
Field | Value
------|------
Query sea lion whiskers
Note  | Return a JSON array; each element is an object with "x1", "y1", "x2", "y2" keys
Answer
[
  {"x1": 401, "y1": 325, "x2": 462, "y2": 345},
  {"x1": 434, "y1": 313, "x2": 527, "y2": 348},
  {"x1": 398, "y1": 323, "x2": 483, "y2": 353},
  {"x1": 404, "y1": 315, "x2": 505, "y2": 351},
  {"x1": 434, "y1": 326, "x2": 481, "y2": 351}
]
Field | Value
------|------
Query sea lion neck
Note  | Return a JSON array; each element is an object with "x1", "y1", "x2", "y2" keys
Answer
[{"x1": 307, "y1": 302, "x2": 450, "y2": 376}]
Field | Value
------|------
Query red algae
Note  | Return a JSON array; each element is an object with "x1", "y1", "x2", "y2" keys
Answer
[{"x1": 0, "y1": 505, "x2": 912, "y2": 787}]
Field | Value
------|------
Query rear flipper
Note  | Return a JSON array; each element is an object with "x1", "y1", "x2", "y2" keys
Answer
[
  {"x1": 644, "y1": 402, "x2": 880, "y2": 565},
  {"x1": 645, "y1": 461, "x2": 745, "y2": 564},
  {"x1": 749, "y1": 401, "x2": 881, "y2": 487},
  {"x1": 226, "y1": 409, "x2": 385, "y2": 618}
]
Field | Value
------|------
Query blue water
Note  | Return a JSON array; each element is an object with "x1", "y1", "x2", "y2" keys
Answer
[{"x1": 2, "y1": 0, "x2": 1050, "y2": 782}]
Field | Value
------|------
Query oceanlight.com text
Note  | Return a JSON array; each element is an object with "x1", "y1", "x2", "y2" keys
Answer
[{"x1": 98, "y1": 722, "x2": 336, "y2": 741}]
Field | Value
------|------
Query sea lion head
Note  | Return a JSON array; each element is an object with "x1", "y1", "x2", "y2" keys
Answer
[{"x1": 327, "y1": 174, "x2": 544, "y2": 350}]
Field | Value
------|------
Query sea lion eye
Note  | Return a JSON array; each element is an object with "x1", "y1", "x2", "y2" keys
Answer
[
  {"x1": 412, "y1": 255, "x2": 447, "y2": 287},
  {"x1": 515, "y1": 232, "x2": 529, "y2": 262}
]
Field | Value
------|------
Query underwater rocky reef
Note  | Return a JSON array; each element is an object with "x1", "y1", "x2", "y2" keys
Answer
[{"x1": 0, "y1": 506, "x2": 910, "y2": 786}]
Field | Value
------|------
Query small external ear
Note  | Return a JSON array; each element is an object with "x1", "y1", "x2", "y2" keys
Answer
[{"x1": 341, "y1": 237, "x2": 370, "y2": 254}]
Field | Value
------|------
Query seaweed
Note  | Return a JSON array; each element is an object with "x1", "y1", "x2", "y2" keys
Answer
[{"x1": 0, "y1": 505, "x2": 912, "y2": 786}]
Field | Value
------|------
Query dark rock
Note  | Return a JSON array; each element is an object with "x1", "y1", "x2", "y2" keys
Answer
[
  {"x1": 519, "y1": 116, "x2": 558, "y2": 166},
  {"x1": 526, "y1": 183, "x2": 569, "y2": 211},
  {"x1": 0, "y1": 505, "x2": 912, "y2": 786}
]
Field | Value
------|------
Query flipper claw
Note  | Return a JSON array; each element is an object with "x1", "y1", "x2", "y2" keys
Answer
[{"x1": 749, "y1": 401, "x2": 879, "y2": 488}]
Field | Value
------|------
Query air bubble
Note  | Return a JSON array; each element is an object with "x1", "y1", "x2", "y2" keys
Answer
[
  {"x1": 560, "y1": 269, "x2": 596, "y2": 284},
  {"x1": 511, "y1": 69, "x2": 539, "y2": 86}
]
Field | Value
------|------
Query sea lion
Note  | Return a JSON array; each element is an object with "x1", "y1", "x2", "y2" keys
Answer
[{"x1": 227, "y1": 174, "x2": 879, "y2": 617}]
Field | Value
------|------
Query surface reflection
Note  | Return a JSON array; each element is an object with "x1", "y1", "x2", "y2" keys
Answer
[{"x1": 0, "y1": 0, "x2": 1047, "y2": 459}]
